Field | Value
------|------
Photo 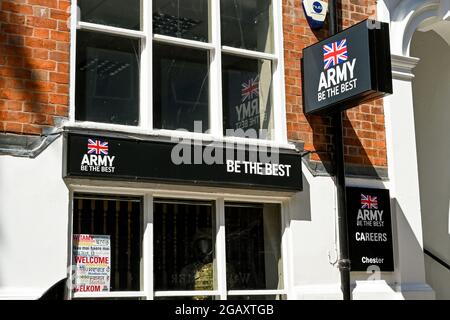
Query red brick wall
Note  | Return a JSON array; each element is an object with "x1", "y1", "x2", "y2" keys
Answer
[
  {"x1": 0, "y1": 0, "x2": 70, "y2": 135},
  {"x1": 283, "y1": 0, "x2": 387, "y2": 168}
]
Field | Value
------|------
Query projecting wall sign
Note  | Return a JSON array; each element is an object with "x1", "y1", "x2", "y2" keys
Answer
[
  {"x1": 346, "y1": 187, "x2": 394, "y2": 272},
  {"x1": 302, "y1": 20, "x2": 392, "y2": 115},
  {"x1": 63, "y1": 133, "x2": 303, "y2": 192}
]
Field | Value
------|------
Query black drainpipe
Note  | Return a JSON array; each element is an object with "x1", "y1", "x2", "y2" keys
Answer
[{"x1": 328, "y1": 0, "x2": 351, "y2": 300}]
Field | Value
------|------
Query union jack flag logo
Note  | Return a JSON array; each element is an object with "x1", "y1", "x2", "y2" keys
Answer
[
  {"x1": 361, "y1": 194, "x2": 378, "y2": 209},
  {"x1": 323, "y1": 38, "x2": 348, "y2": 69},
  {"x1": 87, "y1": 139, "x2": 109, "y2": 155},
  {"x1": 241, "y1": 76, "x2": 259, "y2": 102}
]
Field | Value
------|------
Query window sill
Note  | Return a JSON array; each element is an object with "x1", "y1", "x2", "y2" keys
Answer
[
  {"x1": 72, "y1": 291, "x2": 146, "y2": 299},
  {"x1": 62, "y1": 121, "x2": 298, "y2": 151}
]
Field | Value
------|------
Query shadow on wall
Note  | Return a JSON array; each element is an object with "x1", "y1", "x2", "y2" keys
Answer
[
  {"x1": 305, "y1": 112, "x2": 382, "y2": 178},
  {"x1": 286, "y1": 173, "x2": 430, "y2": 297},
  {"x1": 0, "y1": 193, "x2": 2, "y2": 289},
  {"x1": 293, "y1": 172, "x2": 312, "y2": 222},
  {"x1": 0, "y1": 5, "x2": 66, "y2": 133},
  {"x1": 39, "y1": 278, "x2": 67, "y2": 300},
  {"x1": 411, "y1": 29, "x2": 450, "y2": 299},
  {"x1": 390, "y1": 197, "x2": 432, "y2": 299},
  {"x1": 299, "y1": 0, "x2": 384, "y2": 178}
]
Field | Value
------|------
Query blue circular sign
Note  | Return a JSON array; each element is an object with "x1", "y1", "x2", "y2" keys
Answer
[{"x1": 313, "y1": 1, "x2": 323, "y2": 14}]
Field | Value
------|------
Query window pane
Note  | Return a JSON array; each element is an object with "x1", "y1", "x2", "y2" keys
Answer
[
  {"x1": 72, "y1": 195, "x2": 143, "y2": 292},
  {"x1": 154, "y1": 200, "x2": 216, "y2": 292},
  {"x1": 76, "y1": 31, "x2": 140, "y2": 126},
  {"x1": 153, "y1": 0, "x2": 209, "y2": 42},
  {"x1": 222, "y1": 55, "x2": 273, "y2": 139},
  {"x1": 221, "y1": 0, "x2": 274, "y2": 53},
  {"x1": 78, "y1": 0, "x2": 141, "y2": 30},
  {"x1": 225, "y1": 203, "x2": 282, "y2": 290},
  {"x1": 153, "y1": 44, "x2": 209, "y2": 132}
]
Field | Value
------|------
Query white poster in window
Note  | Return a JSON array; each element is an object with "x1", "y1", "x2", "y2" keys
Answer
[{"x1": 73, "y1": 234, "x2": 111, "y2": 293}]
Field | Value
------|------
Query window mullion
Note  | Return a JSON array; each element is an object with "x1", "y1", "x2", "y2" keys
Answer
[
  {"x1": 271, "y1": 0, "x2": 287, "y2": 144},
  {"x1": 143, "y1": 194, "x2": 154, "y2": 300},
  {"x1": 216, "y1": 198, "x2": 227, "y2": 300},
  {"x1": 281, "y1": 201, "x2": 292, "y2": 298},
  {"x1": 69, "y1": 0, "x2": 79, "y2": 123},
  {"x1": 67, "y1": 191, "x2": 75, "y2": 300},
  {"x1": 140, "y1": 0, "x2": 152, "y2": 129},
  {"x1": 209, "y1": 0, "x2": 224, "y2": 138}
]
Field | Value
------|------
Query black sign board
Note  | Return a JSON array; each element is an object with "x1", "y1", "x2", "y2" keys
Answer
[
  {"x1": 63, "y1": 133, "x2": 303, "y2": 192},
  {"x1": 346, "y1": 187, "x2": 394, "y2": 271},
  {"x1": 302, "y1": 20, "x2": 392, "y2": 115}
]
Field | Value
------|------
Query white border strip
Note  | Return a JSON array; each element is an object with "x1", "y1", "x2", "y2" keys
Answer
[{"x1": 62, "y1": 121, "x2": 297, "y2": 150}]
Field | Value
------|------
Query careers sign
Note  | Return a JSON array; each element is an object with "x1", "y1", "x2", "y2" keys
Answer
[
  {"x1": 346, "y1": 187, "x2": 394, "y2": 272},
  {"x1": 302, "y1": 20, "x2": 392, "y2": 115}
]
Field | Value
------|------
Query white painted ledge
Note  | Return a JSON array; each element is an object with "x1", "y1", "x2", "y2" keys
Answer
[
  {"x1": 62, "y1": 121, "x2": 297, "y2": 151},
  {"x1": 0, "y1": 288, "x2": 44, "y2": 300},
  {"x1": 352, "y1": 280, "x2": 403, "y2": 300},
  {"x1": 292, "y1": 281, "x2": 435, "y2": 300},
  {"x1": 293, "y1": 284, "x2": 343, "y2": 300},
  {"x1": 391, "y1": 54, "x2": 420, "y2": 81},
  {"x1": 396, "y1": 282, "x2": 436, "y2": 300}
]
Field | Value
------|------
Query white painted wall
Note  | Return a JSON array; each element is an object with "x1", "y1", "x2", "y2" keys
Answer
[
  {"x1": 383, "y1": 76, "x2": 431, "y2": 294},
  {"x1": 285, "y1": 0, "x2": 443, "y2": 299},
  {"x1": 424, "y1": 255, "x2": 450, "y2": 299},
  {"x1": 0, "y1": 133, "x2": 434, "y2": 300},
  {"x1": 411, "y1": 29, "x2": 450, "y2": 299},
  {"x1": 0, "y1": 133, "x2": 402, "y2": 300},
  {"x1": 287, "y1": 168, "x2": 342, "y2": 299},
  {"x1": 376, "y1": 0, "x2": 442, "y2": 300},
  {"x1": 0, "y1": 137, "x2": 69, "y2": 299},
  {"x1": 1, "y1": 0, "x2": 444, "y2": 301},
  {"x1": 287, "y1": 169, "x2": 404, "y2": 300}
]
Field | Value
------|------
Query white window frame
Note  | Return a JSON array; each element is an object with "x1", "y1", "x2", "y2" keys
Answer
[
  {"x1": 68, "y1": 0, "x2": 290, "y2": 148},
  {"x1": 66, "y1": 184, "x2": 291, "y2": 300}
]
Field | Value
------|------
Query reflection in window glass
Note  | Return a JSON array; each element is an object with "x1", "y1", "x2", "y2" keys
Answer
[
  {"x1": 78, "y1": 0, "x2": 141, "y2": 30},
  {"x1": 154, "y1": 200, "x2": 216, "y2": 294},
  {"x1": 225, "y1": 203, "x2": 282, "y2": 290},
  {"x1": 76, "y1": 31, "x2": 140, "y2": 126},
  {"x1": 72, "y1": 194, "x2": 143, "y2": 292},
  {"x1": 222, "y1": 55, "x2": 273, "y2": 139},
  {"x1": 153, "y1": 0, "x2": 209, "y2": 42},
  {"x1": 153, "y1": 44, "x2": 209, "y2": 132},
  {"x1": 221, "y1": 0, "x2": 273, "y2": 53}
]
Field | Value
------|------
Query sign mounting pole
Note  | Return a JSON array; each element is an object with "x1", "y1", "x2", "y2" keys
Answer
[{"x1": 328, "y1": 0, "x2": 351, "y2": 301}]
